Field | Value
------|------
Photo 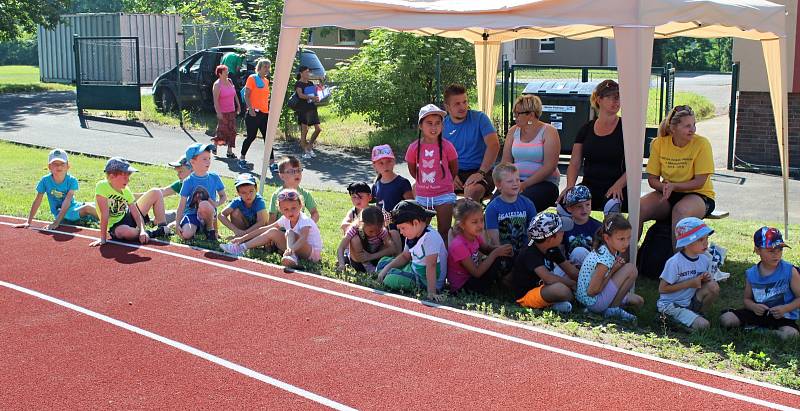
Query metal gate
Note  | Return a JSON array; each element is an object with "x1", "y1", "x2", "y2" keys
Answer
[{"x1": 73, "y1": 36, "x2": 141, "y2": 113}]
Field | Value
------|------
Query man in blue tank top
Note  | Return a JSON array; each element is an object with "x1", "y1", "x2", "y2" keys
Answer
[{"x1": 442, "y1": 84, "x2": 500, "y2": 202}]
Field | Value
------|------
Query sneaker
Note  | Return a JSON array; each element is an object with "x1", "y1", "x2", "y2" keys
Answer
[
  {"x1": 550, "y1": 301, "x2": 573, "y2": 313},
  {"x1": 221, "y1": 242, "x2": 246, "y2": 256},
  {"x1": 237, "y1": 159, "x2": 252, "y2": 170},
  {"x1": 281, "y1": 254, "x2": 299, "y2": 267},
  {"x1": 604, "y1": 198, "x2": 622, "y2": 217},
  {"x1": 603, "y1": 307, "x2": 637, "y2": 322},
  {"x1": 363, "y1": 262, "x2": 377, "y2": 273},
  {"x1": 269, "y1": 162, "x2": 279, "y2": 174},
  {"x1": 301, "y1": 152, "x2": 312, "y2": 159},
  {"x1": 146, "y1": 225, "x2": 170, "y2": 239},
  {"x1": 309, "y1": 149, "x2": 317, "y2": 158},
  {"x1": 206, "y1": 230, "x2": 218, "y2": 243}
]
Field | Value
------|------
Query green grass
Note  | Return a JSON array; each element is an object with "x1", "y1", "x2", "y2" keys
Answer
[
  {"x1": 2, "y1": 140, "x2": 799, "y2": 388},
  {"x1": 0, "y1": 65, "x2": 74, "y2": 93}
]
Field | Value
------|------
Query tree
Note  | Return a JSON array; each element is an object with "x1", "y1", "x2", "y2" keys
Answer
[
  {"x1": 652, "y1": 37, "x2": 733, "y2": 72},
  {"x1": 331, "y1": 30, "x2": 476, "y2": 129},
  {"x1": 0, "y1": 0, "x2": 72, "y2": 41}
]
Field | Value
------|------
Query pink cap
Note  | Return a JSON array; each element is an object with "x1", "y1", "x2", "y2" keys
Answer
[{"x1": 371, "y1": 144, "x2": 395, "y2": 162}]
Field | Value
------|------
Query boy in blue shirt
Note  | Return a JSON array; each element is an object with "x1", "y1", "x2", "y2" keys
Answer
[
  {"x1": 218, "y1": 174, "x2": 267, "y2": 238},
  {"x1": 557, "y1": 185, "x2": 602, "y2": 271},
  {"x1": 720, "y1": 227, "x2": 800, "y2": 340},
  {"x1": 17, "y1": 149, "x2": 97, "y2": 230},
  {"x1": 175, "y1": 143, "x2": 227, "y2": 242}
]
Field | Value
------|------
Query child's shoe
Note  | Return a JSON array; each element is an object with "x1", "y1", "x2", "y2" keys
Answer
[
  {"x1": 603, "y1": 307, "x2": 637, "y2": 322},
  {"x1": 206, "y1": 230, "x2": 218, "y2": 243},
  {"x1": 220, "y1": 242, "x2": 246, "y2": 256},
  {"x1": 282, "y1": 254, "x2": 299, "y2": 267},
  {"x1": 146, "y1": 224, "x2": 171, "y2": 239},
  {"x1": 550, "y1": 301, "x2": 573, "y2": 313}
]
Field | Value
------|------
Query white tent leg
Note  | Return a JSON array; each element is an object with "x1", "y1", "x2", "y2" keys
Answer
[
  {"x1": 258, "y1": 27, "x2": 302, "y2": 195},
  {"x1": 761, "y1": 38, "x2": 790, "y2": 238},
  {"x1": 613, "y1": 27, "x2": 654, "y2": 264}
]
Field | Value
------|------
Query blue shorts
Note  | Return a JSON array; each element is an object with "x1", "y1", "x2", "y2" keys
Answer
[
  {"x1": 60, "y1": 202, "x2": 89, "y2": 223},
  {"x1": 180, "y1": 213, "x2": 204, "y2": 228},
  {"x1": 415, "y1": 193, "x2": 457, "y2": 208}
]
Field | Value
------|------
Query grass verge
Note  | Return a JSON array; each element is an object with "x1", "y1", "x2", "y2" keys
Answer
[
  {"x1": 0, "y1": 65, "x2": 74, "y2": 93},
  {"x1": 1, "y1": 140, "x2": 798, "y2": 389}
]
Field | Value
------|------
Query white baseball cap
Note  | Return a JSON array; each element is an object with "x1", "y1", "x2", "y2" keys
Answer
[
  {"x1": 48, "y1": 149, "x2": 69, "y2": 164},
  {"x1": 418, "y1": 104, "x2": 447, "y2": 124}
]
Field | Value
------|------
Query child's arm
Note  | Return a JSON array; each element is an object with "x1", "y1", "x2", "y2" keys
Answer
[
  {"x1": 486, "y1": 229, "x2": 500, "y2": 247},
  {"x1": 460, "y1": 244, "x2": 513, "y2": 278},
  {"x1": 402, "y1": 190, "x2": 415, "y2": 200},
  {"x1": 423, "y1": 253, "x2": 443, "y2": 301},
  {"x1": 286, "y1": 227, "x2": 310, "y2": 256},
  {"x1": 129, "y1": 200, "x2": 149, "y2": 244},
  {"x1": 48, "y1": 190, "x2": 76, "y2": 229},
  {"x1": 245, "y1": 209, "x2": 269, "y2": 234},
  {"x1": 407, "y1": 159, "x2": 417, "y2": 179},
  {"x1": 768, "y1": 266, "x2": 800, "y2": 319},
  {"x1": 448, "y1": 158, "x2": 459, "y2": 182},
  {"x1": 15, "y1": 192, "x2": 44, "y2": 228},
  {"x1": 742, "y1": 280, "x2": 770, "y2": 316},
  {"x1": 658, "y1": 274, "x2": 708, "y2": 294},
  {"x1": 174, "y1": 195, "x2": 188, "y2": 238},
  {"x1": 90, "y1": 195, "x2": 109, "y2": 246},
  {"x1": 216, "y1": 190, "x2": 227, "y2": 208},
  {"x1": 536, "y1": 266, "x2": 577, "y2": 289},
  {"x1": 336, "y1": 236, "x2": 350, "y2": 270},
  {"x1": 308, "y1": 207, "x2": 320, "y2": 223},
  {"x1": 377, "y1": 251, "x2": 410, "y2": 282},
  {"x1": 268, "y1": 212, "x2": 278, "y2": 225},
  {"x1": 586, "y1": 264, "x2": 613, "y2": 296},
  {"x1": 217, "y1": 205, "x2": 243, "y2": 237}
]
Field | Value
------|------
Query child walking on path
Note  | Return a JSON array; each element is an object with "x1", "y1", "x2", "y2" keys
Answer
[
  {"x1": 218, "y1": 174, "x2": 268, "y2": 238},
  {"x1": 336, "y1": 206, "x2": 397, "y2": 273},
  {"x1": 447, "y1": 198, "x2": 513, "y2": 294},
  {"x1": 405, "y1": 104, "x2": 459, "y2": 245},
  {"x1": 657, "y1": 217, "x2": 720, "y2": 330},
  {"x1": 720, "y1": 227, "x2": 800, "y2": 340},
  {"x1": 16, "y1": 149, "x2": 97, "y2": 230},
  {"x1": 175, "y1": 143, "x2": 227, "y2": 242},
  {"x1": 378, "y1": 200, "x2": 448, "y2": 302},
  {"x1": 576, "y1": 214, "x2": 644, "y2": 321},
  {"x1": 221, "y1": 188, "x2": 323, "y2": 268}
]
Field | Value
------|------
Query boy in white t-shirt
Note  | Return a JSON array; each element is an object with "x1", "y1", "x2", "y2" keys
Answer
[{"x1": 657, "y1": 217, "x2": 720, "y2": 330}]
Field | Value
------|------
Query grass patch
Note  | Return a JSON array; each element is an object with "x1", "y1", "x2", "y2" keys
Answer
[
  {"x1": 2, "y1": 139, "x2": 798, "y2": 389},
  {"x1": 0, "y1": 65, "x2": 75, "y2": 93}
]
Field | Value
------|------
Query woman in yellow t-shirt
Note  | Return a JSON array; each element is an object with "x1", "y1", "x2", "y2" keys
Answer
[{"x1": 639, "y1": 105, "x2": 715, "y2": 246}]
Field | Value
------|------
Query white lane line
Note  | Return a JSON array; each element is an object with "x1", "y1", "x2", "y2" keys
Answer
[
  {"x1": 5, "y1": 217, "x2": 799, "y2": 397},
  {"x1": 0, "y1": 280, "x2": 355, "y2": 411},
  {"x1": 1, "y1": 221, "x2": 797, "y2": 410}
]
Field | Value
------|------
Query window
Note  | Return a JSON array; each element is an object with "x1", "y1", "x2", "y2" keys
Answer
[
  {"x1": 338, "y1": 29, "x2": 356, "y2": 45},
  {"x1": 539, "y1": 38, "x2": 556, "y2": 53}
]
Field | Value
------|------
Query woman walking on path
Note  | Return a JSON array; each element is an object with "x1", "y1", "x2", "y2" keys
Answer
[
  {"x1": 242, "y1": 58, "x2": 273, "y2": 170},
  {"x1": 559, "y1": 80, "x2": 627, "y2": 213},
  {"x1": 294, "y1": 65, "x2": 322, "y2": 159},
  {"x1": 211, "y1": 65, "x2": 240, "y2": 159}
]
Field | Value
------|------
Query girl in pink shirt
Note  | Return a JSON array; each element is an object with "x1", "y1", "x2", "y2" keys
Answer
[{"x1": 406, "y1": 104, "x2": 458, "y2": 244}]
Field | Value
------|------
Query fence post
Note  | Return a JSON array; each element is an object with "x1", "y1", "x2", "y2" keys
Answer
[
  {"x1": 503, "y1": 59, "x2": 509, "y2": 135},
  {"x1": 581, "y1": 67, "x2": 588, "y2": 83},
  {"x1": 73, "y1": 35, "x2": 82, "y2": 115},
  {"x1": 727, "y1": 61, "x2": 740, "y2": 170},
  {"x1": 175, "y1": 41, "x2": 183, "y2": 127},
  {"x1": 435, "y1": 51, "x2": 442, "y2": 106}
]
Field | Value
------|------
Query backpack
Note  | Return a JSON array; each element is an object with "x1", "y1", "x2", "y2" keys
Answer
[
  {"x1": 637, "y1": 220, "x2": 673, "y2": 279},
  {"x1": 239, "y1": 74, "x2": 266, "y2": 106}
]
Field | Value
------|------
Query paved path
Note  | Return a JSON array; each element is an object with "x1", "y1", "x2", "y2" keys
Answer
[{"x1": 0, "y1": 91, "x2": 797, "y2": 223}]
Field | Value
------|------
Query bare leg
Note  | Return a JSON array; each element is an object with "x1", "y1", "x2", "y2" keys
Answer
[
  {"x1": 695, "y1": 280, "x2": 720, "y2": 312},
  {"x1": 389, "y1": 229, "x2": 403, "y2": 255},
  {"x1": 671, "y1": 195, "x2": 707, "y2": 248},
  {"x1": 78, "y1": 203, "x2": 99, "y2": 219},
  {"x1": 434, "y1": 203, "x2": 453, "y2": 247},
  {"x1": 463, "y1": 183, "x2": 486, "y2": 203},
  {"x1": 244, "y1": 227, "x2": 286, "y2": 251},
  {"x1": 719, "y1": 311, "x2": 742, "y2": 328},
  {"x1": 610, "y1": 263, "x2": 643, "y2": 307},
  {"x1": 776, "y1": 326, "x2": 800, "y2": 340},
  {"x1": 113, "y1": 225, "x2": 140, "y2": 242},
  {"x1": 229, "y1": 209, "x2": 250, "y2": 231},
  {"x1": 308, "y1": 124, "x2": 322, "y2": 149},
  {"x1": 539, "y1": 282, "x2": 573, "y2": 304},
  {"x1": 299, "y1": 124, "x2": 309, "y2": 152},
  {"x1": 197, "y1": 201, "x2": 217, "y2": 231},
  {"x1": 136, "y1": 188, "x2": 166, "y2": 225},
  {"x1": 638, "y1": 191, "x2": 670, "y2": 241},
  {"x1": 179, "y1": 223, "x2": 198, "y2": 240}
]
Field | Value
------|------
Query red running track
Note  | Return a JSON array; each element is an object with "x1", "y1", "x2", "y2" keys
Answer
[{"x1": 1, "y1": 217, "x2": 798, "y2": 410}]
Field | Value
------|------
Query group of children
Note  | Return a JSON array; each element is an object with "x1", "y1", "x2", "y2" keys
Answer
[{"x1": 18, "y1": 102, "x2": 799, "y2": 337}]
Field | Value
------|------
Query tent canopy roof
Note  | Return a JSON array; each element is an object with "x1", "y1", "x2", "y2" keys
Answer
[{"x1": 287, "y1": 0, "x2": 787, "y2": 41}]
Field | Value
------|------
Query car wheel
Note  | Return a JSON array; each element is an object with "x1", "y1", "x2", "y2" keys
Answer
[{"x1": 156, "y1": 88, "x2": 178, "y2": 113}]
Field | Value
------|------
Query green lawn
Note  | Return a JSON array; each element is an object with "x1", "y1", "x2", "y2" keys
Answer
[
  {"x1": 1, "y1": 140, "x2": 798, "y2": 389},
  {"x1": 0, "y1": 65, "x2": 74, "y2": 93}
]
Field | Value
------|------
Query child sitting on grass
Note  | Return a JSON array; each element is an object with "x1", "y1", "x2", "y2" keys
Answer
[
  {"x1": 377, "y1": 200, "x2": 448, "y2": 302},
  {"x1": 175, "y1": 143, "x2": 227, "y2": 242},
  {"x1": 135, "y1": 156, "x2": 192, "y2": 226},
  {"x1": 336, "y1": 206, "x2": 397, "y2": 273},
  {"x1": 268, "y1": 156, "x2": 319, "y2": 224},
  {"x1": 657, "y1": 217, "x2": 720, "y2": 330},
  {"x1": 447, "y1": 198, "x2": 513, "y2": 295},
  {"x1": 720, "y1": 227, "x2": 800, "y2": 340},
  {"x1": 576, "y1": 213, "x2": 644, "y2": 322},
  {"x1": 90, "y1": 158, "x2": 162, "y2": 246},
  {"x1": 560, "y1": 185, "x2": 602, "y2": 261},
  {"x1": 17, "y1": 149, "x2": 97, "y2": 230},
  {"x1": 221, "y1": 188, "x2": 322, "y2": 268},
  {"x1": 218, "y1": 174, "x2": 268, "y2": 239},
  {"x1": 509, "y1": 212, "x2": 577, "y2": 312},
  {"x1": 341, "y1": 181, "x2": 372, "y2": 234}
]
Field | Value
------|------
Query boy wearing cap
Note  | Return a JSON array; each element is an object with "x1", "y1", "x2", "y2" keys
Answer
[
  {"x1": 218, "y1": 174, "x2": 267, "y2": 238},
  {"x1": 176, "y1": 143, "x2": 227, "y2": 242},
  {"x1": 377, "y1": 200, "x2": 448, "y2": 302},
  {"x1": 17, "y1": 149, "x2": 97, "y2": 230},
  {"x1": 90, "y1": 157, "x2": 151, "y2": 246},
  {"x1": 560, "y1": 185, "x2": 602, "y2": 261},
  {"x1": 657, "y1": 217, "x2": 720, "y2": 330},
  {"x1": 720, "y1": 227, "x2": 800, "y2": 339},
  {"x1": 341, "y1": 182, "x2": 373, "y2": 234},
  {"x1": 509, "y1": 212, "x2": 578, "y2": 313}
]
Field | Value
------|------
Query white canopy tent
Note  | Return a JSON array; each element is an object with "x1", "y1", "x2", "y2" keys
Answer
[{"x1": 260, "y1": 0, "x2": 790, "y2": 259}]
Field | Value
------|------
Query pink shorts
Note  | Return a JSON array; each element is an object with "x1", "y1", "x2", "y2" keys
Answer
[
  {"x1": 309, "y1": 248, "x2": 322, "y2": 262},
  {"x1": 588, "y1": 278, "x2": 629, "y2": 313}
]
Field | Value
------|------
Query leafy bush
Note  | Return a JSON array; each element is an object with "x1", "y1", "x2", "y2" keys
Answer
[
  {"x1": 0, "y1": 35, "x2": 38, "y2": 66},
  {"x1": 330, "y1": 30, "x2": 476, "y2": 130}
]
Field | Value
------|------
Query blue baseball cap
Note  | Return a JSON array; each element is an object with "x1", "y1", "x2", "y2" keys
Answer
[
  {"x1": 675, "y1": 217, "x2": 714, "y2": 248},
  {"x1": 565, "y1": 185, "x2": 592, "y2": 207},
  {"x1": 754, "y1": 226, "x2": 790, "y2": 249},
  {"x1": 104, "y1": 157, "x2": 138, "y2": 174},
  {"x1": 234, "y1": 173, "x2": 257, "y2": 188},
  {"x1": 185, "y1": 143, "x2": 214, "y2": 161}
]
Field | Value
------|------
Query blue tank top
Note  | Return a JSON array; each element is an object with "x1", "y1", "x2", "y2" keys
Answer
[{"x1": 745, "y1": 260, "x2": 798, "y2": 320}]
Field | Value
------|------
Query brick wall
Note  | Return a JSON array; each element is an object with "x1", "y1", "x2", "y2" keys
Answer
[{"x1": 734, "y1": 92, "x2": 800, "y2": 171}]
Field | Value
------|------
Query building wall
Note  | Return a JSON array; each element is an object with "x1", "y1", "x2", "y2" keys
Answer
[
  {"x1": 307, "y1": 27, "x2": 368, "y2": 69},
  {"x1": 510, "y1": 38, "x2": 608, "y2": 66}
]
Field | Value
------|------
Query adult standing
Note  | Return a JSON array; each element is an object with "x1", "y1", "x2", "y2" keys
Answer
[
  {"x1": 211, "y1": 65, "x2": 240, "y2": 159},
  {"x1": 442, "y1": 84, "x2": 500, "y2": 202},
  {"x1": 295, "y1": 65, "x2": 322, "y2": 159},
  {"x1": 560, "y1": 80, "x2": 627, "y2": 212},
  {"x1": 242, "y1": 58, "x2": 272, "y2": 170},
  {"x1": 500, "y1": 94, "x2": 560, "y2": 212},
  {"x1": 639, "y1": 105, "x2": 716, "y2": 247}
]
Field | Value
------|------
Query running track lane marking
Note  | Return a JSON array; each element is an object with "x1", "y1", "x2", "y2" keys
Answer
[
  {"x1": 0, "y1": 280, "x2": 356, "y2": 411},
  {"x1": 11, "y1": 217, "x2": 797, "y2": 398},
  {"x1": 2, "y1": 222, "x2": 798, "y2": 410}
]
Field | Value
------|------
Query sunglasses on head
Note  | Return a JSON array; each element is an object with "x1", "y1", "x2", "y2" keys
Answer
[
  {"x1": 277, "y1": 190, "x2": 300, "y2": 201},
  {"x1": 672, "y1": 105, "x2": 694, "y2": 115},
  {"x1": 280, "y1": 167, "x2": 303, "y2": 175}
]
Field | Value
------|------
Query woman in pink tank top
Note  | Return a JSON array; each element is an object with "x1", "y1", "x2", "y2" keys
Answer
[{"x1": 212, "y1": 64, "x2": 241, "y2": 158}]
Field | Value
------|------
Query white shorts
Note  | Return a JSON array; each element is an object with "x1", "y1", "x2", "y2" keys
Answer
[{"x1": 658, "y1": 302, "x2": 701, "y2": 327}]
